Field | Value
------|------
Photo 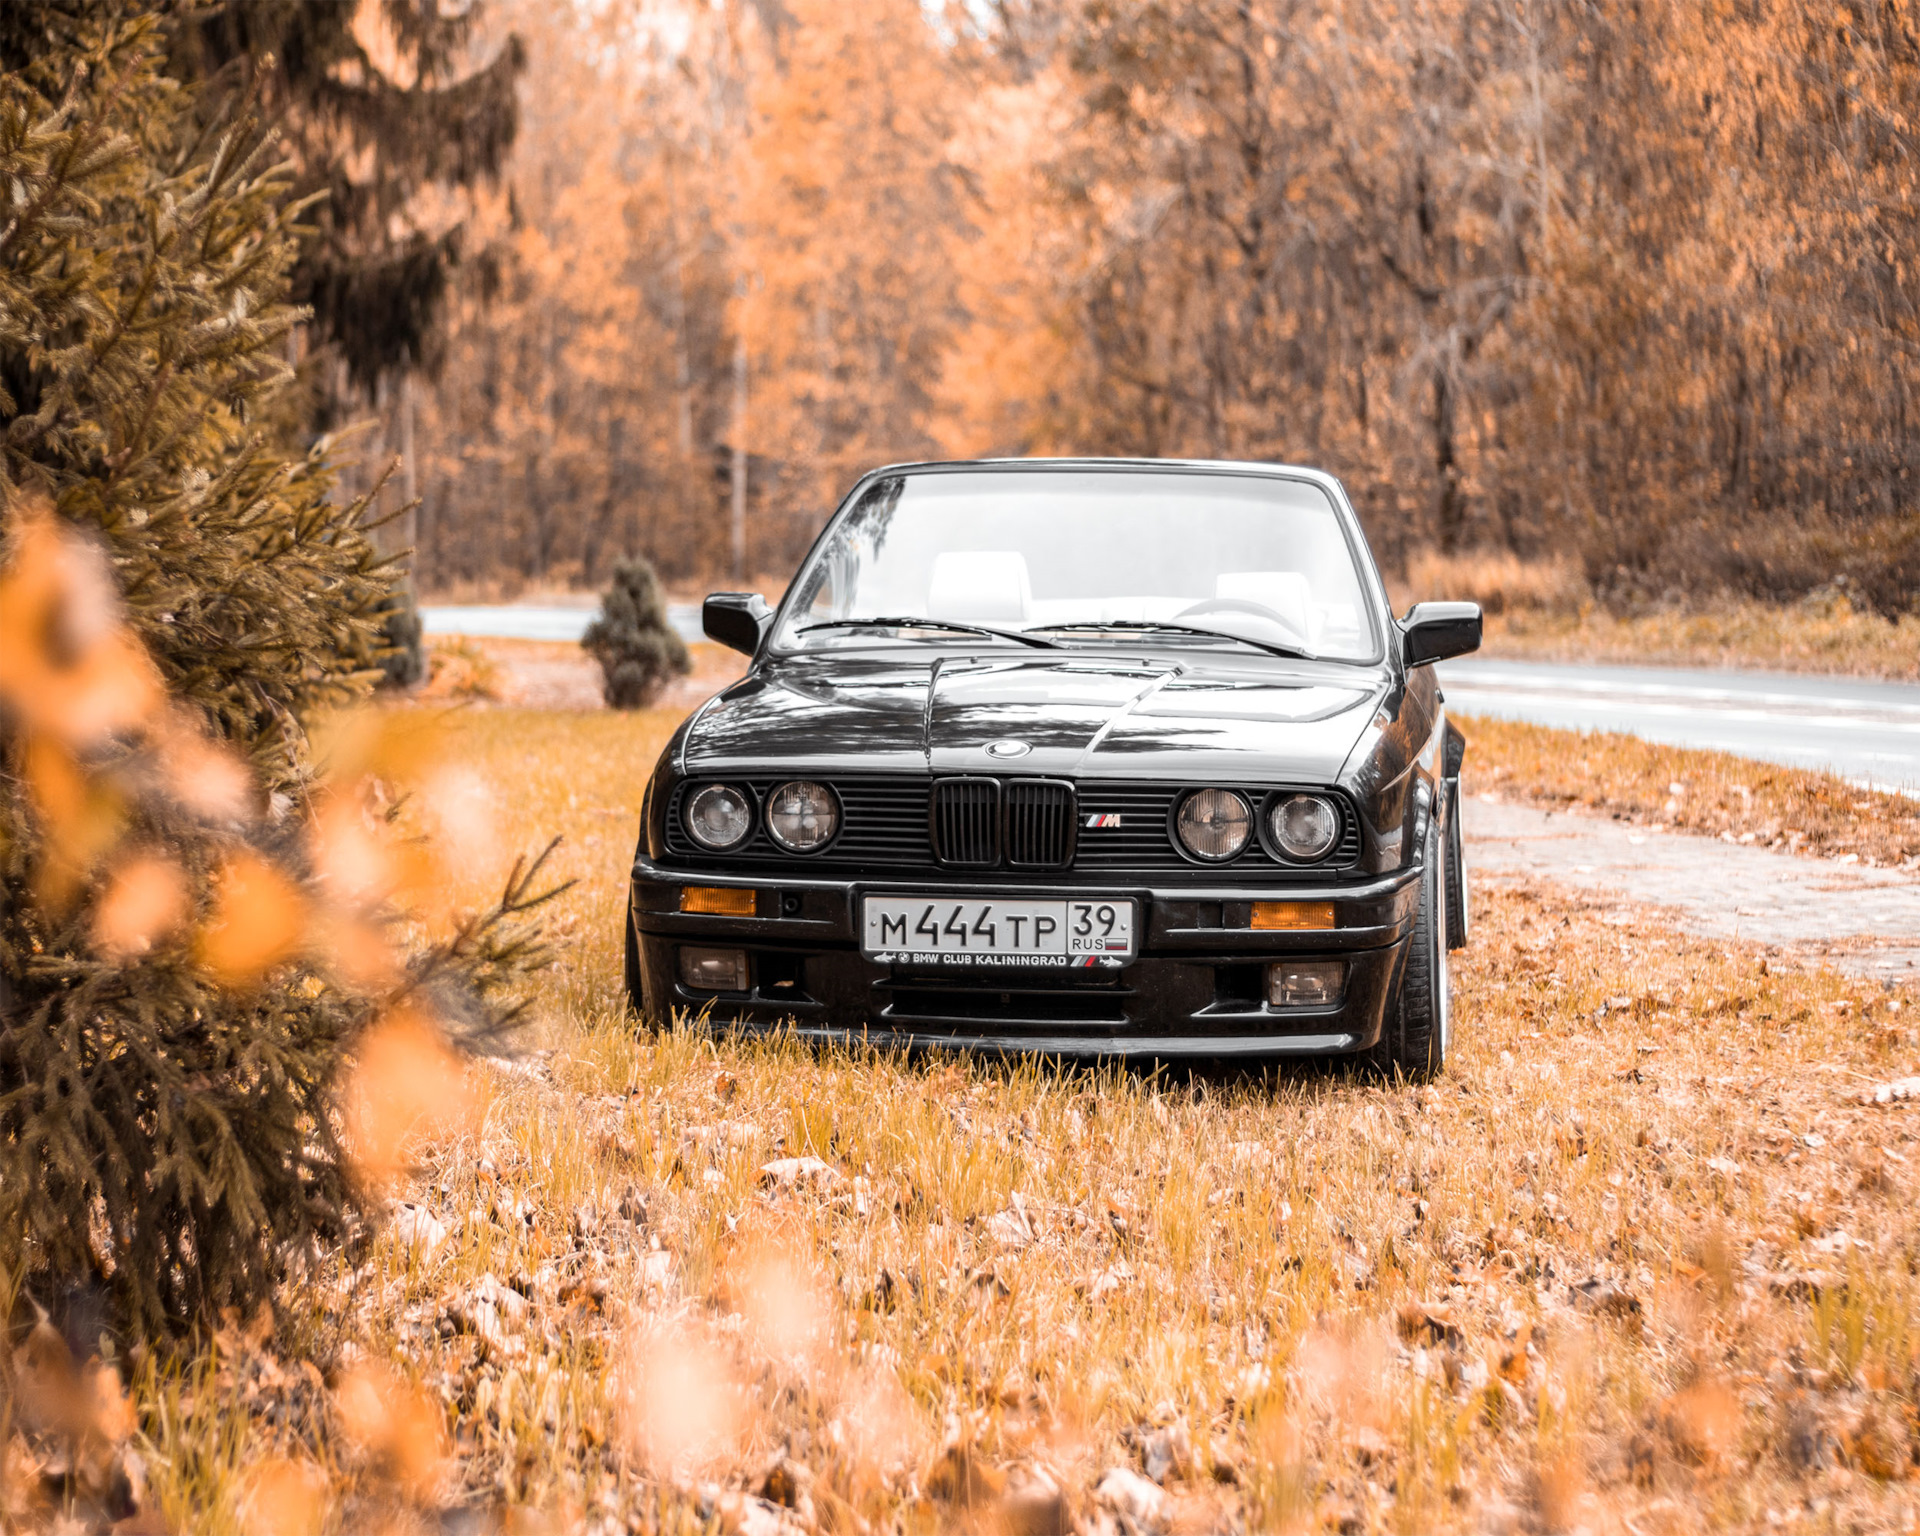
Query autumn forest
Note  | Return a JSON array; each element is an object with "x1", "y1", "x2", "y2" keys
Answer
[{"x1": 383, "y1": 0, "x2": 1920, "y2": 614}]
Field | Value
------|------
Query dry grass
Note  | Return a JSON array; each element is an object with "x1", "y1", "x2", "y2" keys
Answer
[
  {"x1": 415, "y1": 638, "x2": 747, "y2": 715},
  {"x1": 87, "y1": 708, "x2": 1920, "y2": 1534},
  {"x1": 1393, "y1": 553, "x2": 1920, "y2": 680},
  {"x1": 1397, "y1": 550, "x2": 1588, "y2": 618},
  {"x1": 1461, "y1": 714, "x2": 1920, "y2": 870},
  {"x1": 1478, "y1": 598, "x2": 1920, "y2": 682},
  {"x1": 423, "y1": 637, "x2": 509, "y2": 702}
]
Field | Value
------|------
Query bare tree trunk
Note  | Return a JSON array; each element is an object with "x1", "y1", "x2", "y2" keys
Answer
[
  {"x1": 730, "y1": 323, "x2": 748, "y2": 585},
  {"x1": 525, "y1": 451, "x2": 544, "y2": 582},
  {"x1": 664, "y1": 157, "x2": 697, "y2": 460},
  {"x1": 1524, "y1": 0, "x2": 1552, "y2": 265},
  {"x1": 399, "y1": 372, "x2": 419, "y2": 584},
  {"x1": 371, "y1": 371, "x2": 395, "y2": 559},
  {"x1": 532, "y1": 313, "x2": 558, "y2": 582},
  {"x1": 588, "y1": 411, "x2": 624, "y2": 584},
  {"x1": 1432, "y1": 364, "x2": 1464, "y2": 553}
]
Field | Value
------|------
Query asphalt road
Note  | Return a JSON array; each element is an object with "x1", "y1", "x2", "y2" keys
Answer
[
  {"x1": 420, "y1": 604, "x2": 1920, "y2": 789},
  {"x1": 1439, "y1": 659, "x2": 1920, "y2": 792},
  {"x1": 422, "y1": 602, "x2": 609, "y2": 645}
]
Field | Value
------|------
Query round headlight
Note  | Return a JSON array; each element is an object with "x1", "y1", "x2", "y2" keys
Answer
[
  {"x1": 1269, "y1": 793, "x2": 1340, "y2": 861},
  {"x1": 1175, "y1": 788, "x2": 1252, "y2": 862},
  {"x1": 766, "y1": 780, "x2": 839, "y2": 852},
  {"x1": 685, "y1": 783, "x2": 753, "y2": 850}
]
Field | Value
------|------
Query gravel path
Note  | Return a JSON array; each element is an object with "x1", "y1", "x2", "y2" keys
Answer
[{"x1": 1465, "y1": 795, "x2": 1920, "y2": 978}]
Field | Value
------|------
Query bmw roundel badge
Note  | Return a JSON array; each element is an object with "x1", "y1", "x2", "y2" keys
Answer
[{"x1": 984, "y1": 738, "x2": 1032, "y2": 759}]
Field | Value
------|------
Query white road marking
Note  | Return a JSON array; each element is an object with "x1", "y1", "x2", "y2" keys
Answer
[{"x1": 1445, "y1": 688, "x2": 1920, "y2": 735}]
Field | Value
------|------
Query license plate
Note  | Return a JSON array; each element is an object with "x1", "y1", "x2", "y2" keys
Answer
[{"x1": 862, "y1": 897, "x2": 1136, "y2": 967}]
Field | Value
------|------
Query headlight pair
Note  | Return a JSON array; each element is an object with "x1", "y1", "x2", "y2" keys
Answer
[
  {"x1": 1175, "y1": 789, "x2": 1341, "y2": 863},
  {"x1": 684, "y1": 780, "x2": 839, "y2": 853}
]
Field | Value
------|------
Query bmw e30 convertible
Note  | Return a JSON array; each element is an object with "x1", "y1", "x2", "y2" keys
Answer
[{"x1": 625, "y1": 459, "x2": 1481, "y2": 1074}]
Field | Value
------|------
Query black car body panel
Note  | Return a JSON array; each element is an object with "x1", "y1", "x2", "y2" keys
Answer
[
  {"x1": 683, "y1": 656, "x2": 1385, "y2": 781},
  {"x1": 628, "y1": 458, "x2": 1476, "y2": 1060}
]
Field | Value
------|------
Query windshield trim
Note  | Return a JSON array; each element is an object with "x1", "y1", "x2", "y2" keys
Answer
[{"x1": 765, "y1": 459, "x2": 1392, "y2": 668}]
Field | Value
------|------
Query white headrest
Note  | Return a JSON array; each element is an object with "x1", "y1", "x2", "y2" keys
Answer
[{"x1": 927, "y1": 551, "x2": 1033, "y2": 622}]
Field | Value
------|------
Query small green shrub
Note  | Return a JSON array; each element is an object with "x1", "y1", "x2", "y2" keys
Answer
[{"x1": 582, "y1": 557, "x2": 691, "y2": 709}]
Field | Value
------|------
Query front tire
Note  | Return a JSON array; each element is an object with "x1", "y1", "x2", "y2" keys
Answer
[
  {"x1": 1367, "y1": 822, "x2": 1449, "y2": 1080},
  {"x1": 1445, "y1": 778, "x2": 1469, "y2": 950}
]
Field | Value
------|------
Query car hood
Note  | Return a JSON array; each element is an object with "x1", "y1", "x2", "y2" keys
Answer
[{"x1": 682, "y1": 654, "x2": 1387, "y2": 784}]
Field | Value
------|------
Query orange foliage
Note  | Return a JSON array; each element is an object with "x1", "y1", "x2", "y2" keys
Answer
[
  {"x1": 407, "y1": 0, "x2": 1920, "y2": 614},
  {"x1": 735, "y1": 0, "x2": 968, "y2": 515},
  {"x1": 0, "y1": 508, "x2": 160, "y2": 750},
  {"x1": 92, "y1": 854, "x2": 189, "y2": 960},
  {"x1": 340, "y1": 1005, "x2": 481, "y2": 1190},
  {"x1": 196, "y1": 849, "x2": 310, "y2": 987},
  {"x1": 239, "y1": 1458, "x2": 329, "y2": 1536},
  {"x1": 335, "y1": 1361, "x2": 453, "y2": 1500}
]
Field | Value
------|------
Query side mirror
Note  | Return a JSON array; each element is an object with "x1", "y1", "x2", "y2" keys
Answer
[
  {"x1": 703, "y1": 591, "x2": 773, "y2": 656},
  {"x1": 1402, "y1": 601, "x2": 1482, "y2": 667}
]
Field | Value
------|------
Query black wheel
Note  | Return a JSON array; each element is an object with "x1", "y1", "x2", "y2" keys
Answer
[
  {"x1": 1367, "y1": 822, "x2": 1449, "y2": 1080},
  {"x1": 1445, "y1": 778, "x2": 1469, "y2": 950}
]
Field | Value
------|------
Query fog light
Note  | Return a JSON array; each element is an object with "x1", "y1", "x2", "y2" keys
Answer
[
  {"x1": 1267, "y1": 959, "x2": 1346, "y2": 1007},
  {"x1": 679, "y1": 946, "x2": 749, "y2": 991},
  {"x1": 681, "y1": 885, "x2": 756, "y2": 916},
  {"x1": 1251, "y1": 900, "x2": 1335, "y2": 930}
]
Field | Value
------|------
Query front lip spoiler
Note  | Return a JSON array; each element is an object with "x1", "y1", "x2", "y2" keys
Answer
[{"x1": 686, "y1": 1020, "x2": 1364, "y2": 1058}]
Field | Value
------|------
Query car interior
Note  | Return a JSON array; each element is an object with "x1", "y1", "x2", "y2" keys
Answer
[{"x1": 921, "y1": 549, "x2": 1355, "y2": 652}]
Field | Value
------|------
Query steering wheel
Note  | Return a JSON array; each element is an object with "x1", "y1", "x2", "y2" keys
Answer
[{"x1": 1173, "y1": 596, "x2": 1311, "y2": 646}]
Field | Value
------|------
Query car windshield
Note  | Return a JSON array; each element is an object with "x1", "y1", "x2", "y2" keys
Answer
[{"x1": 772, "y1": 467, "x2": 1381, "y2": 662}]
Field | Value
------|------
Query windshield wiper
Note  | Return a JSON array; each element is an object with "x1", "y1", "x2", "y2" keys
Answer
[
  {"x1": 1031, "y1": 619, "x2": 1315, "y2": 661},
  {"x1": 798, "y1": 615, "x2": 1062, "y2": 649}
]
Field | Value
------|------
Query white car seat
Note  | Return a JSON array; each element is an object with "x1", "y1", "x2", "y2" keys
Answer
[{"x1": 927, "y1": 551, "x2": 1033, "y2": 622}]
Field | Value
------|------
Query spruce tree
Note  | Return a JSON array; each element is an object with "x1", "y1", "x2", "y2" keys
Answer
[
  {"x1": 164, "y1": 0, "x2": 526, "y2": 685},
  {"x1": 583, "y1": 556, "x2": 691, "y2": 709},
  {"x1": 0, "y1": 13, "x2": 547, "y2": 1337},
  {"x1": 162, "y1": 0, "x2": 523, "y2": 402},
  {"x1": 0, "y1": 12, "x2": 391, "y2": 785}
]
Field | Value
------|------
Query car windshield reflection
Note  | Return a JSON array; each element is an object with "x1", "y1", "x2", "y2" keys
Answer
[{"x1": 771, "y1": 466, "x2": 1382, "y2": 664}]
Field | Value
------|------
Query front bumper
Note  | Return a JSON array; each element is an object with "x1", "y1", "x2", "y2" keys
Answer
[{"x1": 629, "y1": 854, "x2": 1421, "y2": 1059}]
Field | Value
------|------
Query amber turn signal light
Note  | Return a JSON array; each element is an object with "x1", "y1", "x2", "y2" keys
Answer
[
  {"x1": 1250, "y1": 900, "x2": 1335, "y2": 931},
  {"x1": 681, "y1": 885, "x2": 757, "y2": 916}
]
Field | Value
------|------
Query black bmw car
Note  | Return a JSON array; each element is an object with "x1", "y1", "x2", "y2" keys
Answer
[{"x1": 625, "y1": 459, "x2": 1480, "y2": 1074}]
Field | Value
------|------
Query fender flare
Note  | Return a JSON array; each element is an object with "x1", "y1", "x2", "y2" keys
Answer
[{"x1": 1442, "y1": 717, "x2": 1467, "y2": 781}]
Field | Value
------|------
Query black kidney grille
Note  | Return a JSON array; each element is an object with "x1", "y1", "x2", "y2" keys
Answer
[
  {"x1": 1003, "y1": 779, "x2": 1076, "y2": 868},
  {"x1": 930, "y1": 777, "x2": 1000, "y2": 866}
]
